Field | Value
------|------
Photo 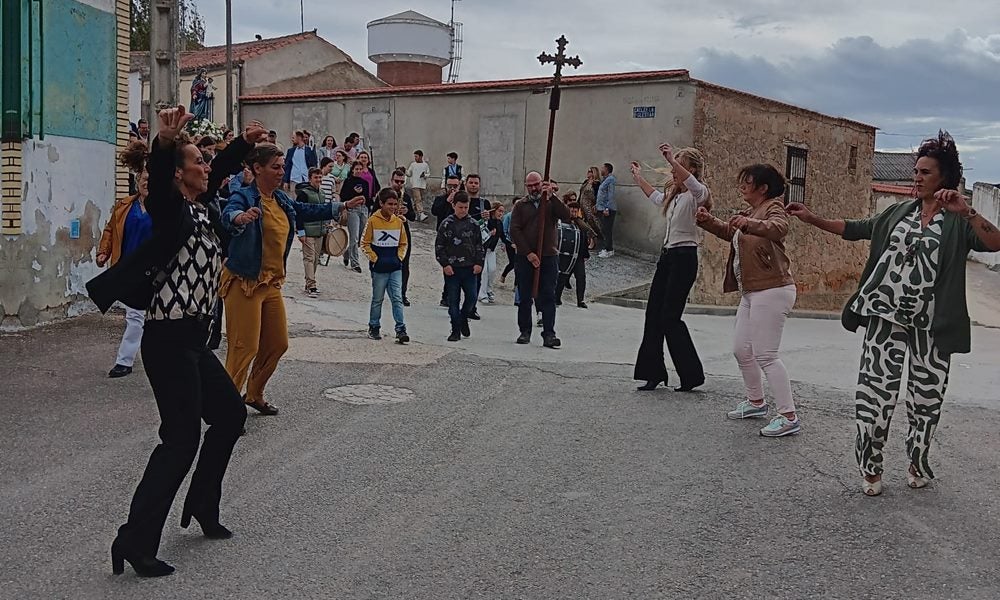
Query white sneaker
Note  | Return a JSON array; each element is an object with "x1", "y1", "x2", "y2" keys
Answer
[{"x1": 604, "y1": 250, "x2": 614, "y2": 257}]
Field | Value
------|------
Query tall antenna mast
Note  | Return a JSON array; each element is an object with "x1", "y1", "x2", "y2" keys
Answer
[{"x1": 447, "y1": 0, "x2": 463, "y2": 83}]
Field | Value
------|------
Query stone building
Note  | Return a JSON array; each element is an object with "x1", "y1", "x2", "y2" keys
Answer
[
  {"x1": 1, "y1": 0, "x2": 131, "y2": 328},
  {"x1": 129, "y1": 31, "x2": 386, "y2": 127},
  {"x1": 241, "y1": 70, "x2": 875, "y2": 310}
]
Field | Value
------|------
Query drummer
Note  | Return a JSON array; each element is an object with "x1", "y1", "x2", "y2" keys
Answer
[{"x1": 556, "y1": 200, "x2": 598, "y2": 308}]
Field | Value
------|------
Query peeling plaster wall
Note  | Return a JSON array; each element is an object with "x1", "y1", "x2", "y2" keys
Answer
[{"x1": 0, "y1": 136, "x2": 115, "y2": 328}]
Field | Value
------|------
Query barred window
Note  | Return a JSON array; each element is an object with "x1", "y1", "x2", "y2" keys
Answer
[{"x1": 785, "y1": 146, "x2": 807, "y2": 204}]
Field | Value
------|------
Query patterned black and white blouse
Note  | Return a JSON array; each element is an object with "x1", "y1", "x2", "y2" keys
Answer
[
  {"x1": 147, "y1": 202, "x2": 222, "y2": 321},
  {"x1": 850, "y1": 206, "x2": 943, "y2": 330}
]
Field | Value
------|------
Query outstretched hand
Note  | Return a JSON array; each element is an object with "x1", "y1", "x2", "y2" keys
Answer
[
  {"x1": 235, "y1": 206, "x2": 262, "y2": 226},
  {"x1": 157, "y1": 106, "x2": 193, "y2": 143},
  {"x1": 630, "y1": 161, "x2": 641, "y2": 177},
  {"x1": 785, "y1": 202, "x2": 812, "y2": 221}
]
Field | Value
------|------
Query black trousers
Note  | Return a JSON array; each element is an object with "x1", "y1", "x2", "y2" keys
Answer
[
  {"x1": 117, "y1": 317, "x2": 246, "y2": 556},
  {"x1": 515, "y1": 255, "x2": 558, "y2": 336},
  {"x1": 502, "y1": 244, "x2": 517, "y2": 278},
  {"x1": 556, "y1": 257, "x2": 586, "y2": 303},
  {"x1": 633, "y1": 247, "x2": 704, "y2": 387},
  {"x1": 401, "y1": 254, "x2": 411, "y2": 299},
  {"x1": 599, "y1": 211, "x2": 617, "y2": 251}
]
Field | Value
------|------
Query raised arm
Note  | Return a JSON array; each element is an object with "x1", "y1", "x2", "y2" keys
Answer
[
  {"x1": 937, "y1": 189, "x2": 1000, "y2": 252},
  {"x1": 786, "y1": 202, "x2": 848, "y2": 237},
  {"x1": 630, "y1": 161, "x2": 659, "y2": 200},
  {"x1": 740, "y1": 202, "x2": 790, "y2": 241},
  {"x1": 696, "y1": 207, "x2": 736, "y2": 241}
]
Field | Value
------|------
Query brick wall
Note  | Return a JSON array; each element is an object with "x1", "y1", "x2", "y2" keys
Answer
[
  {"x1": 376, "y1": 61, "x2": 443, "y2": 86},
  {"x1": 692, "y1": 83, "x2": 876, "y2": 311},
  {"x1": 1, "y1": 142, "x2": 22, "y2": 235},
  {"x1": 115, "y1": 0, "x2": 130, "y2": 198}
]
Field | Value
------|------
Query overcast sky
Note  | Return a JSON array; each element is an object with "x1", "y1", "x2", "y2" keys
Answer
[{"x1": 198, "y1": 0, "x2": 1000, "y2": 185}]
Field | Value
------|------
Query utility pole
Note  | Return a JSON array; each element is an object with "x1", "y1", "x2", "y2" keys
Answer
[
  {"x1": 148, "y1": 0, "x2": 179, "y2": 135},
  {"x1": 300, "y1": 0, "x2": 304, "y2": 32},
  {"x1": 225, "y1": 0, "x2": 233, "y2": 129}
]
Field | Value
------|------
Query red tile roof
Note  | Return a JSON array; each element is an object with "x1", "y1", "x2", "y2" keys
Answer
[
  {"x1": 872, "y1": 183, "x2": 913, "y2": 195},
  {"x1": 240, "y1": 69, "x2": 691, "y2": 102},
  {"x1": 133, "y1": 31, "x2": 321, "y2": 74}
]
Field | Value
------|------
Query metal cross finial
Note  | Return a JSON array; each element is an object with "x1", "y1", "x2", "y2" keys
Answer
[{"x1": 538, "y1": 35, "x2": 582, "y2": 85}]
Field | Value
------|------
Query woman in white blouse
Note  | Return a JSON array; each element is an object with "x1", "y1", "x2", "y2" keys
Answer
[{"x1": 630, "y1": 144, "x2": 711, "y2": 392}]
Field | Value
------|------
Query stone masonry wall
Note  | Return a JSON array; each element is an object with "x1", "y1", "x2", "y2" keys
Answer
[{"x1": 691, "y1": 84, "x2": 876, "y2": 311}]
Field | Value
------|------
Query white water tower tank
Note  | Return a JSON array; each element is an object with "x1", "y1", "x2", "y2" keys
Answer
[{"x1": 367, "y1": 10, "x2": 453, "y2": 86}]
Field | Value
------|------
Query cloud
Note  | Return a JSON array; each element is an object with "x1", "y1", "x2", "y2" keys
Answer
[
  {"x1": 692, "y1": 30, "x2": 1000, "y2": 183},
  {"x1": 189, "y1": 1, "x2": 1000, "y2": 183}
]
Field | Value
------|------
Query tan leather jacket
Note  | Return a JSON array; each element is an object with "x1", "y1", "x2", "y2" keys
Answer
[
  {"x1": 98, "y1": 195, "x2": 139, "y2": 267},
  {"x1": 698, "y1": 199, "x2": 794, "y2": 293}
]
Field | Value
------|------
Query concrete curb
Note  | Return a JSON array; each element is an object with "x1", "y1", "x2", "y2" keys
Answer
[{"x1": 592, "y1": 295, "x2": 842, "y2": 321}]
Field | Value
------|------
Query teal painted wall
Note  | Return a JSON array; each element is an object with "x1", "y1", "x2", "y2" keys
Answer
[{"x1": 41, "y1": 0, "x2": 116, "y2": 143}]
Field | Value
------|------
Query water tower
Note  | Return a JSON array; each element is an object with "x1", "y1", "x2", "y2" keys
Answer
[{"x1": 367, "y1": 10, "x2": 457, "y2": 86}]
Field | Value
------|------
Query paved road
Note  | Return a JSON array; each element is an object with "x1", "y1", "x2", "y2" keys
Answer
[{"x1": 3, "y1": 228, "x2": 1000, "y2": 599}]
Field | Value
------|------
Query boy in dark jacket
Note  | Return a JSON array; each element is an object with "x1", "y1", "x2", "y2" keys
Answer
[{"x1": 435, "y1": 192, "x2": 485, "y2": 341}]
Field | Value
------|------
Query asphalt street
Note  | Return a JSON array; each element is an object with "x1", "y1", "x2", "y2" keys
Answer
[{"x1": 3, "y1": 224, "x2": 1000, "y2": 599}]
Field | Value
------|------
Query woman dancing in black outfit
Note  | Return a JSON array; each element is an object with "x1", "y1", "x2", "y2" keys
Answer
[
  {"x1": 631, "y1": 144, "x2": 711, "y2": 391},
  {"x1": 91, "y1": 107, "x2": 267, "y2": 577}
]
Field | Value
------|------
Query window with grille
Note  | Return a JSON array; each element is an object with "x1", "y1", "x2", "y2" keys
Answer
[
  {"x1": 848, "y1": 145, "x2": 858, "y2": 175},
  {"x1": 785, "y1": 146, "x2": 807, "y2": 204}
]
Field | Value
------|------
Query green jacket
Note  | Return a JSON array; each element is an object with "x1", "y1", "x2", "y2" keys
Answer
[
  {"x1": 842, "y1": 199, "x2": 991, "y2": 355},
  {"x1": 295, "y1": 186, "x2": 330, "y2": 238}
]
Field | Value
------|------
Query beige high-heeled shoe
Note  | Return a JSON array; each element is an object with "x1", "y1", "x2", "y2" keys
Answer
[
  {"x1": 862, "y1": 476, "x2": 882, "y2": 497},
  {"x1": 907, "y1": 465, "x2": 929, "y2": 489}
]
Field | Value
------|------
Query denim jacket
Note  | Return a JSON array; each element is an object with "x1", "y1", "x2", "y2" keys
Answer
[
  {"x1": 595, "y1": 174, "x2": 617, "y2": 212},
  {"x1": 223, "y1": 182, "x2": 344, "y2": 279}
]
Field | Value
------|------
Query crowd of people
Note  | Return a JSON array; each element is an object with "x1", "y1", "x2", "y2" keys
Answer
[{"x1": 92, "y1": 108, "x2": 1000, "y2": 577}]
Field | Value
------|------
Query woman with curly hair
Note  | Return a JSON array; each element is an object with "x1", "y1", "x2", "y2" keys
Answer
[
  {"x1": 97, "y1": 142, "x2": 153, "y2": 378},
  {"x1": 787, "y1": 131, "x2": 1000, "y2": 496}
]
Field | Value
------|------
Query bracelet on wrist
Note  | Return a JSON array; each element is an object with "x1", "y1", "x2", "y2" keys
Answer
[{"x1": 963, "y1": 208, "x2": 978, "y2": 220}]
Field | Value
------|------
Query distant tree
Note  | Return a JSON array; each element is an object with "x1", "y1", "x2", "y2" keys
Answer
[{"x1": 130, "y1": 0, "x2": 206, "y2": 51}]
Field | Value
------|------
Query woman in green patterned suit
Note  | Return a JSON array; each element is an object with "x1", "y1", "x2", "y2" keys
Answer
[{"x1": 787, "y1": 131, "x2": 1000, "y2": 496}]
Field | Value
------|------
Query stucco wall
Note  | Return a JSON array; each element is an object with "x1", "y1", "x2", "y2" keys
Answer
[
  {"x1": 0, "y1": 137, "x2": 116, "y2": 327},
  {"x1": 243, "y1": 79, "x2": 697, "y2": 252},
  {"x1": 0, "y1": 0, "x2": 125, "y2": 328},
  {"x1": 691, "y1": 84, "x2": 876, "y2": 311},
  {"x1": 970, "y1": 183, "x2": 1000, "y2": 269}
]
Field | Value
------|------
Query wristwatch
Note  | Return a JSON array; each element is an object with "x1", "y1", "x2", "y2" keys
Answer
[{"x1": 963, "y1": 207, "x2": 978, "y2": 220}]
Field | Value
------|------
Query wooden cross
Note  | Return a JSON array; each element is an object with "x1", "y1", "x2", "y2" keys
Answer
[
  {"x1": 531, "y1": 35, "x2": 582, "y2": 296},
  {"x1": 537, "y1": 36, "x2": 583, "y2": 112}
]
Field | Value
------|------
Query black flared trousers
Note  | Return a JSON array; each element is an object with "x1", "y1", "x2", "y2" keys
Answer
[{"x1": 633, "y1": 247, "x2": 705, "y2": 387}]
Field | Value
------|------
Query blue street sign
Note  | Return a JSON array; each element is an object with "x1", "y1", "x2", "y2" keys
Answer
[{"x1": 633, "y1": 106, "x2": 656, "y2": 119}]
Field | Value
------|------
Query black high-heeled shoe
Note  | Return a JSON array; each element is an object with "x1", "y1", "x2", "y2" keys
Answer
[
  {"x1": 674, "y1": 380, "x2": 705, "y2": 392},
  {"x1": 111, "y1": 538, "x2": 175, "y2": 577},
  {"x1": 180, "y1": 509, "x2": 233, "y2": 539},
  {"x1": 636, "y1": 379, "x2": 665, "y2": 391}
]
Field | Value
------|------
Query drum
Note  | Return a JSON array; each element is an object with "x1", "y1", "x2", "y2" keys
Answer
[
  {"x1": 323, "y1": 225, "x2": 349, "y2": 257},
  {"x1": 557, "y1": 222, "x2": 581, "y2": 275}
]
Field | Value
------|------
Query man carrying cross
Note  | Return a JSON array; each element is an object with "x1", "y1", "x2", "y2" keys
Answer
[
  {"x1": 508, "y1": 35, "x2": 582, "y2": 349},
  {"x1": 510, "y1": 172, "x2": 572, "y2": 347}
]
